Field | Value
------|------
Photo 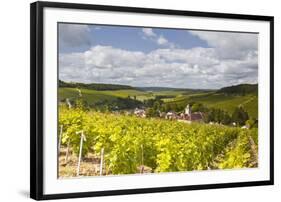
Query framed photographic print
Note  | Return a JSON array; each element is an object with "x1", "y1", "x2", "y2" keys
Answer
[{"x1": 30, "y1": 1, "x2": 274, "y2": 200}]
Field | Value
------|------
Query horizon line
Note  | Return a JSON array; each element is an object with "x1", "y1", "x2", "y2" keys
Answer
[{"x1": 59, "y1": 79, "x2": 258, "y2": 91}]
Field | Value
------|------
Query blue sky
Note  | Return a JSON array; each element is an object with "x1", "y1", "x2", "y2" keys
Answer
[
  {"x1": 58, "y1": 23, "x2": 258, "y2": 89},
  {"x1": 59, "y1": 24, "x2": 209, "y2": 53}
]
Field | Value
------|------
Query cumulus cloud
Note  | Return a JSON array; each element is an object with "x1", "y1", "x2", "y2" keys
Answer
[
  {"x1": 142, "y1": 28, "x2": 157, "y2": 37},
  {"x1": 142, "y1": 28, "x2": 175, "y2": 48},
  {"x1": 59, "y1": 24, "x2": 91, "y2": 49},
  {"x1": 189, "y1": 30, "x2": 258, "y2": 60},
  {"x1": 59, "y1": 43, "x2": 258, "y2": 89},
  {"x1": 157, "y1": 35, "x2": 168, "y2": 45}
]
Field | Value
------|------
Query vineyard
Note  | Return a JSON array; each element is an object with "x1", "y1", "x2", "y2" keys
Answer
[{"x1": 58, "y1": 105, "x2": 258, "y2": 177}]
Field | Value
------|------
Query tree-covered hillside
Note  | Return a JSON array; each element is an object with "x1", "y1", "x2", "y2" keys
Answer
[
  {"x1": 59, "y1": 80, "x2": 135, "y2": 91},
  {"x1": 217, "y1": 84, "x2": 258, "y2": 95}
]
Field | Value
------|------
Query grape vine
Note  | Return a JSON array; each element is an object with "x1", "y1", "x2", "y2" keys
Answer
[{"x1": 59, "y1": 106, "x2": 258, "y2": 176}]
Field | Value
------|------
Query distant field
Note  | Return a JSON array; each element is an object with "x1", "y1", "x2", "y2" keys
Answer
[
  {"x1": 59, "y1": 87, "x2": 194, "y2": 102},
  {"x1": 59, "y1": 87, "x2": 158, "y2": 103},
  {"x1": 162, "y1": 92, "x2": 211, "y2": 103},
  {"x1": 165, "y1": 92, "x2": 258, "y2": 118},
  {"x1": 59, "y1": 88, "x2": 118, "y2": 104},
  {"x1": 59, "y1": 87, "x2": 258, "y2": 118}
]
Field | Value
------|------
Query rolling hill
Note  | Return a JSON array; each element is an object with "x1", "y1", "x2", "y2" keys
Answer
[
  {"x1": 217, "y1": 84, "x2": 258, "y2": 95},
  {"x1": 59, "y1": 80, "x2": 135, "y2": 91},
  {"x1": 163, "y1": 84, "x2": 258, "y2": 118},
  {"x1": 58, "y1": 81, "x2": 258, "y2": 118}
]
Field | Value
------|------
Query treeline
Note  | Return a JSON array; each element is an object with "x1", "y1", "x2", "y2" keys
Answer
[
  {"x1": 144, "y1": 98, "x2": 192, "y2": 117},
  {"x1": 203, "y1": 106, "x2": 257, "y2": 127},
  {"x1": 92, "y1": 97, "x2": 143, "y2": 111},
  {"x1": 137, "y1": 86, "x2": 210, "y2": 92},
  {"x1": 59, "y1": 80, "x2": 134, "y2": 91},
  {"x1": 217, "y1": 84, "x2": 258, "y2": 95}
]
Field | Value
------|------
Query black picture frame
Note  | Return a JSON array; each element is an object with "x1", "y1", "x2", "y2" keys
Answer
[{"x1": 30, "y1": 1, "x2": 274, "y2": 200}]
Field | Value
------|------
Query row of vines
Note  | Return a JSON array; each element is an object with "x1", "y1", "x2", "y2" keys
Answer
[{"x1": 58, "y1": 105, "x2": 258, "y2": 177}]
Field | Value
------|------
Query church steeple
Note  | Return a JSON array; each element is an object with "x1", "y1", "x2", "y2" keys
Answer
[{"x1": 185, "y1": 104, "x2": 191, "y2": 115}]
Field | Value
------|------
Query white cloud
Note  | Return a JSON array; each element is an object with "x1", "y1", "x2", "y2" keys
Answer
[
  {"x1": 59, "y1": 44, "x2": 258, "y2": 89},
  {"x1": 142, "y1": 28, "x2": 157, "y2": 37},
  {"x1": 189, "y1": 30, "x2": 258, "y2": 60},
  {"x1": 142, "y1": 28, "x2": 175, "y2": 48},
  {"x1": 84, "y1": 45, "x2": 146, "y2": 69},
  {"x1": 157, "y1": 35, "x2": 168, "y2": 45}
]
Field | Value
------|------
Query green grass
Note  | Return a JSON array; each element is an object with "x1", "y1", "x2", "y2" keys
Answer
[
  {"x1": 243, "y1": 96, "x2": 258, "y2": 118},
  {"x1": 59, "y1": 88, "x2": 79, "y2": 98},
  {"x1": 59, "y1": 87, "x2": 155, "y2": 104},
  {"x1": 100, "y1": 89, "x2": 155, "y2": 101},
  {"x1": 163, "y1": 92, "x2": 211, "y2": 103},
  {"x1": 59, "y1": 88, "x2": 118, "y2": 104}
]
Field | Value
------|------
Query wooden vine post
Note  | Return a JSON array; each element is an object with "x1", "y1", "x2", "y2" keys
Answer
[
  {"x1": 76, "y1": 131, "x2": 86, "y2": 176},
  {"x1": 100, "y1": 148, "x2": 104, "y2": 176},
  {"x1": 64, "y1": 96, "x2": 72, "y2": 164},
  {"x1": 140, "y1": 144, "x2": 144, "y2": 174},
  {"x1": 58, "y1": 125, "x2": 63, "y2": 155},
  {"x1": 65, "y1": 140, "x2": 70, "y2": 163}
]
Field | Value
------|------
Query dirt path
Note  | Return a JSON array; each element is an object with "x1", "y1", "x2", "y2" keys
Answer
[
  {"x1": 59, "y1": 147, "x2": 102, "y2": 178},
  {"x1": 210, "y1": 138, "x2": 237, "y2": 169},
  {"x1": 248, "y1": 135, "x2": 258, "y2": 167}
]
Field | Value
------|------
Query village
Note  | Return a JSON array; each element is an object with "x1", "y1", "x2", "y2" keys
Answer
[
  {"x1": 134, "y1": 104, "x2": 204, "y2": 123},
  {"x1": 133, "y1": 103, "x2": 254, "y2": 129}
]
